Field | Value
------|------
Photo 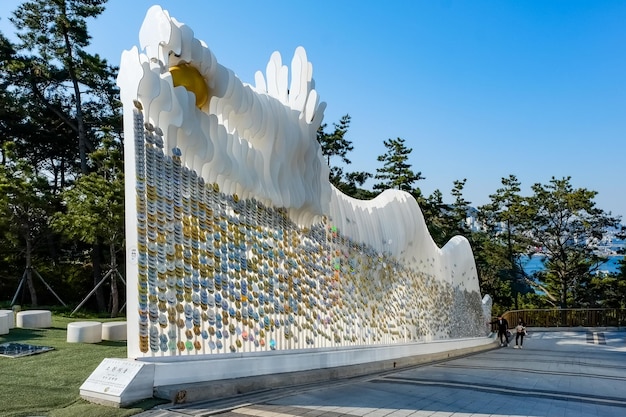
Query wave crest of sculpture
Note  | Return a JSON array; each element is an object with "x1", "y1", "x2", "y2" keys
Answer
[
  {"x1": 118, "y1": 6, "x2": 490, "y2": 359},
  {"x1": 119, "y1": 5, "x2": 331, "y2": 226}
]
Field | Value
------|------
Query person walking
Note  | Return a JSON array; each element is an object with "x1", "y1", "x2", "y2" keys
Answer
[
  {"x1": 514, "y1": 319, "x2": 526, "y2": 349},
  {"x1": 489, "y1": 316, "x2": 509, "y2": 347}
]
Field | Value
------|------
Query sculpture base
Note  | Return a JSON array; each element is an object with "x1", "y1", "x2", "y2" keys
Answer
[{"x1": 82, "y1": 336, "x2": 495, "y2": 407}]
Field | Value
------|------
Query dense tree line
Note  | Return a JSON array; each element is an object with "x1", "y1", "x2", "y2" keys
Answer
[
  {"x1": 0, "y1": 0, "x2": 122, "y2": 314},
  {"x1": 1, "y1": 0, "x2": 624, "y2": 316},
  {"x1": 318, "y1": 114, "x2": 626, "y2": 314}
]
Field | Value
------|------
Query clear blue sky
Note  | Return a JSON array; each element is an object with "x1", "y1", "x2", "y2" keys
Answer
[{"x1": 1, "y1": 1, "x2": 625, "y2": 218}]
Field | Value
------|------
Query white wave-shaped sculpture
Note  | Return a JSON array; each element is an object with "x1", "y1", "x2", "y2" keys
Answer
[{"x1": 118, "y1": 6, "x2": 489, "y2": 358}]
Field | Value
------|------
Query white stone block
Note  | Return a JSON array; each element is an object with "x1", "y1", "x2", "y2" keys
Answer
[
  {"x1": 67, "y1": 321, "x2": 103, "y2": 343},
  {"x1": 0, "y1": 313, "x2": 9, "y2": 335},
  {"x1": 16, "y1": 310, "x2": 52, "y2": 329},
  {"x1": 102, "y1": 321, "x2": 127, "y2": 341},
  {"x1": 0, "y1": 310, "x2": 14, "y2": 329}
]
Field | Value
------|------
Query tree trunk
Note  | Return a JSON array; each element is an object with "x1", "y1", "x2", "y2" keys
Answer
[
  {"x1": 25, "y1": 235, "x2": 38, "y2": 306},
  {"x1": 59, "y1": 0, "x2": 89, "y2": 174},
  {"x1": 109, "y1": 242, "x2": 119, "y2": 317},
  {"x1": 92, "y1": 242, "x2": 106, "y2": 311},
  {"x1": 561, "y1": 280, "x2": 568, "y2": 309}
]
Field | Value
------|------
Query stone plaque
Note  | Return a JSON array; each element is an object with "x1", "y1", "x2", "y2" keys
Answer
[{"x1": 80, "y1": 358, "x2": 154, "y2": 407}]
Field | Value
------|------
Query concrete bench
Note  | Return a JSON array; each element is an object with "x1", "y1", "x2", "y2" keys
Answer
[
  {"x1": 102, "y1": 321, "x2": 127, "y2": 341},
  {"x1": 0, "y1": 309, "x2": 14, "y2": 329},
  {"x1": 67, "y1": 321, "x2": 102, "y2": 343},
  {"x1": 16, "y1": 310, "x2": 52, "y2": 329},
  {"x1": 0, "y1": 313, "x2": 9, "y2": 335}
]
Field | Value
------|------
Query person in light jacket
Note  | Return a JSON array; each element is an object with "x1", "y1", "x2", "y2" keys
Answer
[{"x1": 514, "y1": 319, "x2": 526, "y2": 349}]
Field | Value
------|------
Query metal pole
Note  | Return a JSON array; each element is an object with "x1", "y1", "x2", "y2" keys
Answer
[
  {"x1": 71, "y1": 269, "x2": 115, "y2": 315},
  {"x1": 116, "y1": 269, "x2": 127, "y2": 312},
  {"x1": 10, "y1": 270, "x2": 28, "y2": 306},
  {"x1": 115, "y1": 269, "x2": 126, "y2": 285},
  {"x1": 32, "y1": 269, "x2": 67, "y2": 306}
]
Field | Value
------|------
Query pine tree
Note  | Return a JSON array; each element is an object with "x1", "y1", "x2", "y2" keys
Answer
[
  {"x1": 317, "y1": 114, "x2": 372, "y2": 197},
  {"x1": 10, "y1": 0, "x2": 119, "y2": 175},
  {"x1": 7, "y1": 0, "x2": 122, "y2": 311},
  {"x1": 373, "y1": 137, "x2": 424, "y2": 192},
  {"x1": 51, "y1": 138, "x2": 124, "y2": 315},
  {"x1": 521, "y1": 176, "x2": 621, "y2": 308},
  {"x1": 0, "y1": 147, "x2": 57, "y2": 306},
  {"x1": 478, "y1": 175, "x2": 537, "y2": 309}
]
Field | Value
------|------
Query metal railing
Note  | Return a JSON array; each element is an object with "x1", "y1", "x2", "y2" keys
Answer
[{"x1": 496, "y1": 308, "x2": 626, "y2": 329}]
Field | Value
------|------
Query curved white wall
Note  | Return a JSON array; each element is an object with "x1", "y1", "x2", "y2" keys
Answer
[{"x1": 119, "y1": 6, "x2": 490, "y2": 360}]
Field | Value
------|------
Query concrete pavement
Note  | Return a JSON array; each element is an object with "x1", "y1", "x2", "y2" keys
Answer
[{"x1": 136, "y1": 329, "x2": 626, "y2": 417}]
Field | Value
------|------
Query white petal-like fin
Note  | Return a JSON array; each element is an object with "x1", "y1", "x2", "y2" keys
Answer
[
  {"x1": 266, "y1": 51, "x2": 282, "y2": 98},
  {"x1": 304, "y1": 89, "x2": 319, "y2": 124},
  {"x1": 139, "y1": 6, "x2": 173, "y2": 62},
  {"x1": 254, "y1": 70, "x2": 267, "y2": 93}
]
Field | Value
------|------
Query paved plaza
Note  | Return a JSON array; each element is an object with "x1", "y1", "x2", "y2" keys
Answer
[{"x1": 138, "y1": 329, "x2": 626, "y2": 417}]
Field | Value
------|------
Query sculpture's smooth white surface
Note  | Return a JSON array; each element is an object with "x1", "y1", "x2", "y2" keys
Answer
[{"x1": 118, "y1": 6, "x2": 490, "y2": 359}]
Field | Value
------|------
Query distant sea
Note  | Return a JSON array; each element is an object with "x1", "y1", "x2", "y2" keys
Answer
[{"x1": 522, "y1": 254, "x2": 623, "y2": 275}]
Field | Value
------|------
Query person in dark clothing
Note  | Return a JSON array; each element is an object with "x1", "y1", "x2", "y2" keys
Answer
[{"x1": 489, "y1": 316, "x2": 509, "y2": 347}]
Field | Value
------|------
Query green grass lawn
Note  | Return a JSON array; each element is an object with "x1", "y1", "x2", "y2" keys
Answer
[{"x1": 0, "y1": 314, "x2": 164, "y2": 417}]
